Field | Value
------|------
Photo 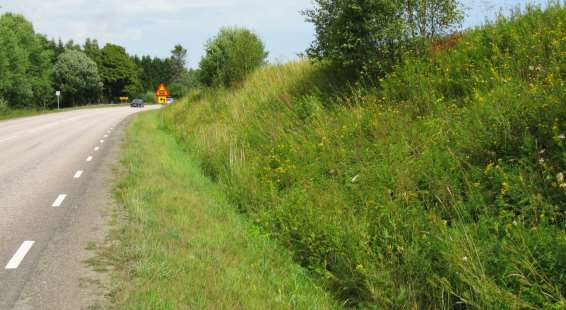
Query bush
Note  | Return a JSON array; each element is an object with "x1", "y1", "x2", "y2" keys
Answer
[
  {"x1": 198, "y1": 27, "x2": 268, "y2": 87},
  {"x1": 303, "y1": 0, "x2": 462, "y2": 79},
  {"x1": 141, "y1": 91, "x2": 156, "y2": 104},
  {"x1": 0, "y1": 97, "x2": 9, "y2": 114}
]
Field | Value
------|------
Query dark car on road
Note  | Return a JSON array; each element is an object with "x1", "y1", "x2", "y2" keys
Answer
[{"x1": 130, "y1": 99, "x2": 145, "y2": 108}]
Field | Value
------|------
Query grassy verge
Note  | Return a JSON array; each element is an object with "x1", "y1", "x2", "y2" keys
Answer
[
  {"x1": 162, "y1": 4, "x2": 565, "y2": 308},
  {"x1": 109, "y1": 111, "x2": 338, "y2": 309},
  {"x1": 0, "y1": 104, "x2": 130, "y2": 121}
]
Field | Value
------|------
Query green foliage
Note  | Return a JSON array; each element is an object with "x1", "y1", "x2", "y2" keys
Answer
[
  {"x1": 164, "y1": 4, "x2": 566, "y2": 308},
  {"x1": 99, "y1": 43, "x2": 142, "y2": 100},
  {"x1": 169, "y1": 44, "x2": 188, "y2": 81},
  {"x1": 0, "y1": 12, "x2": 189, "y2": 108},
  {"x1": 134, "y1": 55, "x2": 174, "y2": 92},
  {"x1": 111, "y1": 111, "x2": 339, "y2": 309},
  {"x1": 0, "y1": 97, "x2": 9, "y2": 114},
  {"x1": 54, "y1": 50, "x2": 102, "y2": 106},
  {"x1": 199, "y1": 27, "x2": 268, "y2": 87},
  {"x1": 141, "y1": 91, "x2": 156, "y2": 104},
  {"x1": 134, "y1": 44, "x2": 196, "y2": 98},
  {"x1": 0, "y1": 13, "x2": 53, "y2": 109},
  {"x1": 303, "y1": 0, "x2": 462, "y2": 79}
]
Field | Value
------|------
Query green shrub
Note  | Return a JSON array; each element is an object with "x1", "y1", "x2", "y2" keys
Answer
[
  {"x1": 198, "y1": 27, "x2": 268, "y2": 87},
  {"x1": 0, "y1": 97, "x2": 10, "y2": 114},
  {"x1": 303, "y1": 0, "x2": 462, "y2": 79},
  {"x1": 165, "y1": 4, "x2": 566, "y2": 308},
  {"x1": 141, "y1": 91, "x2": 156, "y2": 104}
]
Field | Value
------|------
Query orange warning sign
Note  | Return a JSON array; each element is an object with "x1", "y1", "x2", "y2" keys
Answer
[{"x1": 155, "y1": 83, "x2": 170, "y2": 97}]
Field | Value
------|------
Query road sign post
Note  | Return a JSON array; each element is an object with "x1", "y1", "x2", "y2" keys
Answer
[
  {"x1": 155, "y1": 83, "x2": 170, "y2": 105},
  {"x1": 56, "y1": 91, "x2": 61, "y2": 110}
]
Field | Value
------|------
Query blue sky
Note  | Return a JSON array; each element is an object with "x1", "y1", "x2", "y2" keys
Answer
[{"x1": 0, "y1": 0, "x2": 549, "y2": 68}]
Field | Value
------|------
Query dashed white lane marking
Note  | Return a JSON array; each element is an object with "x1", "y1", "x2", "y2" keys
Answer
[
  {"x1": 104, "y1": 134, "x2": 108, "y2": 138},
  {"x1": 52, "y1": 194, "x2": 67, "y2": 207},
  {"x1": 5, "y1": 241, "x2": 35, "y2": 270},
  {"x1": 94, "y1": 146, "x2": 100, "y2": 152},
  {"x1": 100, "y1": 140, "x2": 105, "y2": 144},
  {"x1": 74, "y1": 170, "x2": 83, "y2": 179},
  {"x1": 86, "y1": 156, "x2": 93, "y2": 162}
]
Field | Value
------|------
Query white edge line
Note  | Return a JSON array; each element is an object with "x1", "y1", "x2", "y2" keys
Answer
[
  {"x1": 5, "y1": 241, "x2": 35, "y2": 269},
  {"x1": 52, "y1": 194, "x2": 67, "y2": 207},
  {"x1": 74, "y1": 170, "x2": 83, "y2": 179}
]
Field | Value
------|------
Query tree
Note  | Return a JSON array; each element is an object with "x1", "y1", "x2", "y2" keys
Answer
[
  {"x1": 98, "y1": 43, "x2": 141, "y2": 100},
  {"x1": 83, "y1": 38, "x2": 101, "y2": 64},
  {"x1": 303, "y1": 0, "x2": 462, "y2": 79},
  {"x1": 199, "y1": 27, "x2": 268, "y2": 87},
  {"x1": 45, "y1": 38, "x2": 66, "y2": 62},
  {"x1": 170, "y1": 44, "x2": 188, "y2": 81},
  {"x1": 54, "y1": 50, "x2": 102, "y2": 106},
  {"x1": 0, "y1": 13, "x2": 53, "y2": 108},
  {"x1": 402, "y1": 0, "x2": 462, "y2": 40}
]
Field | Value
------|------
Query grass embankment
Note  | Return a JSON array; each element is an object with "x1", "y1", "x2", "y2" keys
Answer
[
  {"x1": 163, "y1": 5, "x2": 565, "y2": 309},
  {"x1": 0, "y1": 104, "x2": 130, "y2": 121},
  {"x1": 109, "y1": 111, "x2": 337, "y2": 309}
]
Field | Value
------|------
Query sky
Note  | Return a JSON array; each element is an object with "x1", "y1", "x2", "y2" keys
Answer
[{"x1": 0, "y1": 0, "x2": 550, "y2": 68}]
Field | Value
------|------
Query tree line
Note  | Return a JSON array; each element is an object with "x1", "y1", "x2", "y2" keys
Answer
[
  {"x1": 0, "y1": 13, "x2": 194, "y2": 109},
  {"x1": 1, "y1": 0, "x2": 463, "y2": 109}
]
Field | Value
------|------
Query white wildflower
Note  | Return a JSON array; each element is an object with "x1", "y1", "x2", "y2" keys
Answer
[
  {"x1": 351, "y1": 174, "x2": 360, "y2": 183},
  {"x1": 462, "y1": 256, "x2": 468, "y2": 262},
  {"x1": 558, "y1": 134, "x2": 565, "y2": 140}
]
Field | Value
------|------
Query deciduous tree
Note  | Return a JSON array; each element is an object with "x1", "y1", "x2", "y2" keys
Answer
[
  {"x1": 303, "y1": 0, "x2": 462, "y2": 79},
  {"x1": 99, "y1": 43, "x2": 141, "y2": 100},
  {"x1": 199, "y1": 27, "x2": 268, "y2": 87},
  {"x1": 54, "y1": 49, "x2": 102, "y2": 106},
  {"x1": 0, "y1": 13, "x2": 53, "y2": 108}
]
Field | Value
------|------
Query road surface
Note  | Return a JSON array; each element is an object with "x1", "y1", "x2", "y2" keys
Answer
[{"x1": 0, "y1": 106, "x2": 159, "y2": 309}]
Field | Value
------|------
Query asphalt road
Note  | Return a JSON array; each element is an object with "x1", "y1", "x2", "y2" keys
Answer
[{"x1": 0, "y1": 106, "x2": 160, "y2": 309}]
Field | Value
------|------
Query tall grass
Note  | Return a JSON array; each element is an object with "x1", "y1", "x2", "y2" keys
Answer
[
  {"x1": 164, "y1": 4, "x2": 565, "y2": 308},
  {"x1": 110, "y1": 112, "x2": 338, "y2": 309}
]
